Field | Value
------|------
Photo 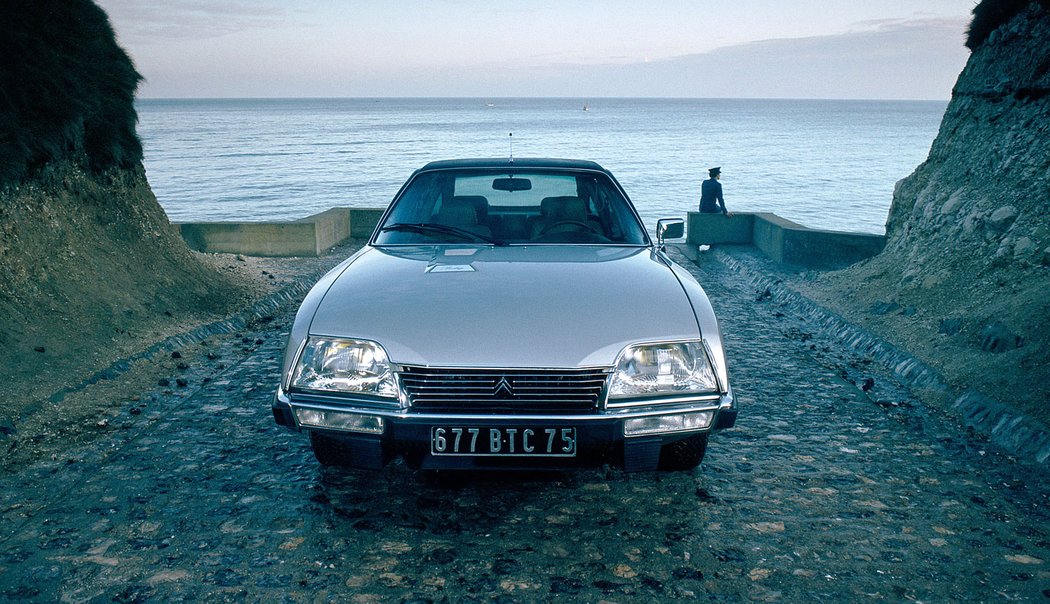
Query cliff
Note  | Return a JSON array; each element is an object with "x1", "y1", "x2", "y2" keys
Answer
[
  {"x1": 0, "y1": 1, "x2": 251, "y2": 415},
  {"x1": 806, "y1": 0, "x2": 1050, "y2": 425}
]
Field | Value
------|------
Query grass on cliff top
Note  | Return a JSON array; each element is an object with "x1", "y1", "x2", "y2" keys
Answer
[
  {"x1": 0, "y1": 0, "x2": 142, "y2": 186},
  {"x1": 967, "y1": 0, "x2": 1050, "y2": 49}
]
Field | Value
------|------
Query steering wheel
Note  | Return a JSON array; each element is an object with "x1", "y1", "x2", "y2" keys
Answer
[{"x1": 538, "y1": 220, "x2": 603, "y2": 237}]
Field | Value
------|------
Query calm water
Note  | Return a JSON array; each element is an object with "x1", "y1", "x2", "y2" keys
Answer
[{"x1": 137, "y1": 98, "x2": 946, "y2": 234}]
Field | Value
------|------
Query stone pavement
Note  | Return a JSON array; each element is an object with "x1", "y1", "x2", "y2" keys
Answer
[{"x1": 0, "y1": 247, "x2": 1047, "y2": 602}]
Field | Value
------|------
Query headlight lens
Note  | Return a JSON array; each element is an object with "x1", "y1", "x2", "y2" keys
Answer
[
  {"x1": 290, "y1": 337, "x2": 397, "y2": 397},
  {"x1": 609, "y1": 341, "x2": 718, "y2": 397}
]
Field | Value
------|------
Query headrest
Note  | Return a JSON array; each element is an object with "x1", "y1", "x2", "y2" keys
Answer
[
  {"x1": 451, "y1": 195, "x2": 489, "y2": 221},
  {"x1": 433, "y1": 198, "x2": 479, "y2": 227},
  {"x1": 541, "y1": 196, "x2": 586, "y2": 221}
]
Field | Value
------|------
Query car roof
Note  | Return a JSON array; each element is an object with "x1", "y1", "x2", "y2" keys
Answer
[{"x1": 417, "y1": 158, "x2": 609, "y2": 173}]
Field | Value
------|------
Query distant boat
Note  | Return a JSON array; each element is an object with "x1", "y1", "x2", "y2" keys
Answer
[
  {"x1": 486, "y1": 102, "x2": 495, "y2": 108},
  {"x1": 583, "y1": 102, "x2": 589, "y2": 111}
]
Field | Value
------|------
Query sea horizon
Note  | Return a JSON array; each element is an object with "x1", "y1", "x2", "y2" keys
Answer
[
  {"x1": 137, "y1": 97, "x2": 947, "y2": 234},
  {"x1": 138, "y1": 95, "x2": 950, "y2": 103}
]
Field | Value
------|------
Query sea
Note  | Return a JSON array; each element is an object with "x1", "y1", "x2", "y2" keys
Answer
[{"x1": 136, "y1": 97, "x2": 948, "y2": 235}]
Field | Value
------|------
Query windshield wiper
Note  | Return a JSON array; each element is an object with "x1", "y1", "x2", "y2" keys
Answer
[{"x1": 379, "y1": 222, "x2": 506, "y2": 246}]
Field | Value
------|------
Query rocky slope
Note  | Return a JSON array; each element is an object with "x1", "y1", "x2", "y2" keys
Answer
[
  {"x1": 0, "y1": 1, "x2": 252, "y2": 420},
  {"x1": 805, "y1": 1, "x2": 1049, "y2": 425}
]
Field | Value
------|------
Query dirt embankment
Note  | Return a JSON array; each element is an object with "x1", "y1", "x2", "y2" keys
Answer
[
  {"x1": 802, "y1": 1, "x2": 1050, "y2": 425},
  {"x1": 0, "y1": 1, "x2": 261, "y2": 427},
  {"x1": 0, "y1": 161, "x2": 263, "y2": 419}
]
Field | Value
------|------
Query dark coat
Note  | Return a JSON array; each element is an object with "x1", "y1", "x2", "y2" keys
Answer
[{"x1": 699, "y1": 178, "x2": 726, "y2": 214}]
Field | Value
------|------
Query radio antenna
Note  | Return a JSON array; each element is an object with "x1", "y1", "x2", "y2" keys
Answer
[{"x1": 509, "y1": 132, "x2": 513, "y2": 163}]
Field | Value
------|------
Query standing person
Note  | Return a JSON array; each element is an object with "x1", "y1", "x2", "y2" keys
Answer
[{"x1": 699, "y1": 166, "x2": 730, "y2": 215}]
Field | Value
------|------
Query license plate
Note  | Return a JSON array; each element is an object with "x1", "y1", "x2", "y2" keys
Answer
[{"x1": 430, "y1": 426, "x2": 576, "y2": 457}]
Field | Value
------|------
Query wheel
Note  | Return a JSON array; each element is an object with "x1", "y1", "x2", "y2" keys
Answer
[
  {"x1": 658, "y1": 433, "x2": 708, "y2": 471},
  {"x1": 541, "y1": 218, "x2": 600, "y2": 235},
  {"x1": 309, "y1": 432, "x2": 352, "y2": 467}
]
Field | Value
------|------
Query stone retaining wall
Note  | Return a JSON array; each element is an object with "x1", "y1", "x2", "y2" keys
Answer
[
  {"x1": 688, "y1": 212, "x2": 886, "y2": 269},
  {"x1": 693, "y1": 245, "x2": 1050, "y2": 468},
  {"x1": 177, "y1": 207, "x2": 884, "y2": 268},
  {"x1": 177, "y1": 207, "x2": 385, "y2": 257}
]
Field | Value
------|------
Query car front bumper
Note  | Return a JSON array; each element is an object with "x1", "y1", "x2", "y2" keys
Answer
[{"x1": 273, "y1": 387, "x2": 736, "y2": 471}]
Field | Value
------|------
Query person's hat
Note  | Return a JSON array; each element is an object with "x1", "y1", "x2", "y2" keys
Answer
[{"x1": 709, "y1": 166, "x2": 721, "y2": 177}]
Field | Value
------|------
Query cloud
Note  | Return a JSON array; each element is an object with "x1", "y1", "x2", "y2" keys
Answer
[
  {"x1": 111, "y1": 6, "x2": 971, "y2": 100},
  {"x1": 382, "y1": 17, "x2": 970, "y2": 100},
  {"x1": 569, "y1": 17, "x2": 971, "y2": 99},
  {"x1": 97, "y1": 0, "x2": 289, "y2": 42}
]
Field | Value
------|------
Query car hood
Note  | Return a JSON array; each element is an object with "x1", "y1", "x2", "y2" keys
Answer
[{"x1": 308, "y1": 245, "x2": 702, "y2": 368}]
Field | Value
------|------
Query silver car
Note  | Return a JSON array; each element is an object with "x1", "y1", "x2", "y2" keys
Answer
[{"x1": 273, "y1": 159, "x2": 736, "y2": 471}]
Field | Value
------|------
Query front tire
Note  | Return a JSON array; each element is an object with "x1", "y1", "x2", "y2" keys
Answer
[
  {"x1": 658, "y1": 433, "x2": 708, "y2": 471},
  {"x1": 309, "y1": 432, "x2": 352, "y2": 467}
]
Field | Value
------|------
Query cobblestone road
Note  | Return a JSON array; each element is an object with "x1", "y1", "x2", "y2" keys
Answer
[{"x1": 1, "y1": 248, "x2": 1047, "y2": 602}]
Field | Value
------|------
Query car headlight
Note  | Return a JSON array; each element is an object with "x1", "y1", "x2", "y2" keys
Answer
[
  {"x1": 609, "y1": 340, "x2": 718, "y2": 397},
  {"x1": 290, "y1": 337, "x2": 397, "y2": 397}
]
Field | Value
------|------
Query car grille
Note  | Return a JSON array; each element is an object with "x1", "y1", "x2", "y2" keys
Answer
[{"x1": 400, "y1": 366, "x2": 609, "y2": 415}]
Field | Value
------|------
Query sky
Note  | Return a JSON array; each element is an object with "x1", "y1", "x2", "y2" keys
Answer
[{"x1": 95, "y1": 0, "x2": 978, "y2": 100}]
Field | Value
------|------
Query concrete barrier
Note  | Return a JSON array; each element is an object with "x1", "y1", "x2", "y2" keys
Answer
[
  {"x1": 687, "y1": 212, "x2": 886, "y2": 269},
  {"x1": 299, "y1": 208, "x2": 351, "y2": 253},
  {"x1": 177, "y1": 206, "x2": 883, "y2": 267},
  {"x1": 348, "y1": 208, "x2": 386, "y2": 239},
  {"x1": 177, "y1": 207, "x2": 385, "y2": 257},
  {"x1": 688, "y1": 212, "x2": 754, "y2": 245}
]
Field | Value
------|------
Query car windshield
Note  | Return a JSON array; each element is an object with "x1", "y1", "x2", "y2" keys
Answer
[{"x1": 373, "y1": 169, "x2": 649, "y2": 246}]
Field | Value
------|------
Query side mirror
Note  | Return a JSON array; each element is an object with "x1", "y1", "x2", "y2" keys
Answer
[{"x1": 656, "y1": 218, "x2": 685, "y2": 248}]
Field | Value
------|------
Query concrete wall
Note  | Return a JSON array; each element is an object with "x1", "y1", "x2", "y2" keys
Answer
[
  {"x1": 687, "y1": 212, "x2": 886, "y2": 269},
  {"x1": 298, "y1": 208, "x2": 350, "y2": 253},
  {"x1": 177, "y1": 207, "x2": 384, "y2": 257},
  {"x1": 688, "y1": 212, "x2": 753, "y2": 245},
  {"x1": 349, "y1": 208, "x2": 386, "y2": 239},
  {"x1": 177, "y1": 206, "x2": 883, "y2": 267},
  {"x1": 179, "y1": 221, "x2": 320, "y2": 257}
]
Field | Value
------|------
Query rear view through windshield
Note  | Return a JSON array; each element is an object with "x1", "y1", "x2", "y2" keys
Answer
[{"x1": 374, "y1": 170, "x2": 649, "y2": 245}]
